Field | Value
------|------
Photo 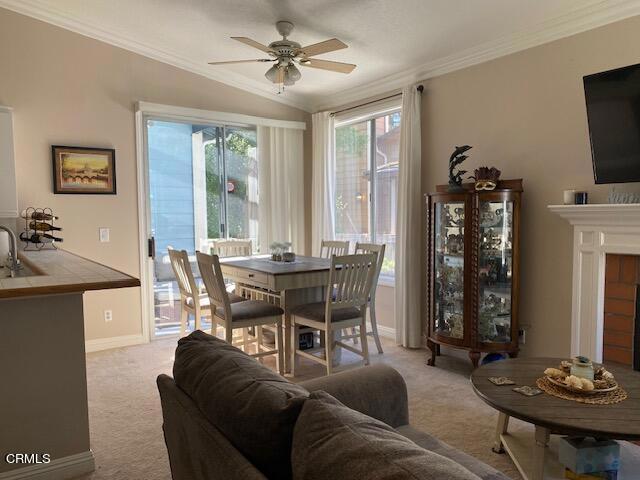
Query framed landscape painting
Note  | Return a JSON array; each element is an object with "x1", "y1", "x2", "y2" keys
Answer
[{"x1": 52, "y1": 146, "x2": 116, "y2": 194}]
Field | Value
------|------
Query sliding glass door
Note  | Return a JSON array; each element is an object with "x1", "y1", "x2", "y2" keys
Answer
[{"x1": 146, "y1": 118, "x2": 258, "y2": 336}]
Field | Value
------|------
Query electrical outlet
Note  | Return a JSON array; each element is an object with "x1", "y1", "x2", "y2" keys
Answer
[
  {"x1": 518, "y1": 328, "x2": 526, "y2": 344},
  {"x1": 99, "y1": 228, "x2": 110, "y2": 243},
  {"x1": 104, "y1": 310, "x2": 113, "y2": 322}
]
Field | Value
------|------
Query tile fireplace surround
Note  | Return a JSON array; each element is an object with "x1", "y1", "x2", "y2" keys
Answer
[
  {"x1": 549, "y1": 204, "x2": 640, "y2": 362},
  {"x1": 603, "y1": 254, "x2": 638, "y2": 367}
]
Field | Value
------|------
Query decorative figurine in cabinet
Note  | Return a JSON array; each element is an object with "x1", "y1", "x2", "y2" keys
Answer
[{"x1": 425, "y1": 179, "x2": 522, "y2": 368}]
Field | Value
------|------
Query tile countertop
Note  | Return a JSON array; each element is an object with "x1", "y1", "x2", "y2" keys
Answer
[{"x1": 0, "y1": 248, "x2": 140, "y2": 299}]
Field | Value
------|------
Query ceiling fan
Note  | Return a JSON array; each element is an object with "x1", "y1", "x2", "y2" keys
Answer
[{"x1": 208, "y1": 21, "x2": 356, "y2": 90}]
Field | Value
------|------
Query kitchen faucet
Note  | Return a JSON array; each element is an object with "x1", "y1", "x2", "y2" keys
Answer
[{"x1": 0, "y1": 225, "x2": 19, "y2": 277}]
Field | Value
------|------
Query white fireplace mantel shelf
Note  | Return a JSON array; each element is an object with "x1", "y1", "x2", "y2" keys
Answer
[
  {"x1": 549, "y1": 203, "x2": 640, "y2": 362},
  {"x1": 548, "y1": 203, "x2": 640, "y2": 226}
]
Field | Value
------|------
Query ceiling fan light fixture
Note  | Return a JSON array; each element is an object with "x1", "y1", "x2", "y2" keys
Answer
[
  {"x1": 265, "y1": 64, "x2": 280, "y2": 83},
  {"x1": 286, "y1": 64, "x2": 301, "y2": 82},
  {"x1": 211, "y1": 22, "x2": 356, "y2": 90}
]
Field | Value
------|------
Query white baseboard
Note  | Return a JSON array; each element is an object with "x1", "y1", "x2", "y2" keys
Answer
[
  {"x1": 85, "y1": 333, "x2": 147, "y2": 353},
  {"x1": 0, "y1": 451, "x2": 94, "y2": 480},
  {"x1": 369, "y1": 322, "x2": 396, "y2": 340}
]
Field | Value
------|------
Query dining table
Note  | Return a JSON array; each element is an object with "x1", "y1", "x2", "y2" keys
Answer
[{"x1": 219, "y1": 254, "x2": 334, "y2": 374}]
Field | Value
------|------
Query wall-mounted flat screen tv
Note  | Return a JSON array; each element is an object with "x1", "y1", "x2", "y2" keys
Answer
[{"x1": 584, "y1": 63, "x2": 640, "y2": 184}]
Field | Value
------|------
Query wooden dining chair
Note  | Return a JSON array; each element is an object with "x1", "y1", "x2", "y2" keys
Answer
[
  {"x1": 197, "y1": 252, "x2": 285, "y2": 374},
  {"x1": 319, "y1": 240, "x2": 349, "y2": 258},
  {"x1": 168, "y1": 248, "x2": 245, "y2": 336},
  {"x1": 349, "y1": 242, "x2": 386, "y2": 354},
  {"x1": 210, "y1": 239, "x2": 252, "y2": 257},
  {"x1": 168, "y1": 248, "x2": 211, "y2": 336},
  {"x1": 290, "y1": 253, "x2": 377, "y2": 376}
]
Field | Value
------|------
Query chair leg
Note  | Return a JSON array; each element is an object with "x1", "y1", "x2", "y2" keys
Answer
[
  {"x1": 257, "y1": 326, "x2": 264, "y2": 363},
  {"x1": 225, "y1": 324, "x2": 233, "y2": 344},
  {"x1": 242, "y1": 328, "x2": 250, "y2": 354},
  {"x1": 275, "y1": 321, "x2": 284, "y2": 375},
  {"x1": 325, "y1": 329, "x2": 333, "y2": 376},
  {"x1": 369, "y1": 299, "x2": 384, "y2": 354},
  {"x1": 290, "y1": 323, "x2": 298, "y2": 377},
  {"x1": 351, "y1": 327, "x2": 359, "y2": 345},
  {"x1": 359, "y1": 318, "x2": 370, "y2": 366},
  {"x1": 194, "y1": 306, "x2": 202, "y2": 331},
  {"x1": 180, "y1": 306, "x2": 188, "y2": 337}
]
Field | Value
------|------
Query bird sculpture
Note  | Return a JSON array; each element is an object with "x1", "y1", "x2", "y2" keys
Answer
[{"x1": 448, "y1": 145, "x2": 472, "y2": 191}]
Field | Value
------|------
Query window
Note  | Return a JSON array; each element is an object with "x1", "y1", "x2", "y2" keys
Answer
[
  {"x1": 202, "y1": 126, "x2": 258, "y2": 246},
  {"x1": 334, "y1": 109, "x2": 401, "y2": 282}
]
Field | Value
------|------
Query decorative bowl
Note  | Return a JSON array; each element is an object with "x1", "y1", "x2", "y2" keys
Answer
[{"x1": 546, "y1": 376, "x2": 618, "y2": 395}]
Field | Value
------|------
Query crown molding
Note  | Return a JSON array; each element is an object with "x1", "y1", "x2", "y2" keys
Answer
[
  {"x1": 0, "y1": 0, "x2": 314, "y2": 112},
  {"x1": 312, "y1": 0, "x2": 640, "y2": 111}
]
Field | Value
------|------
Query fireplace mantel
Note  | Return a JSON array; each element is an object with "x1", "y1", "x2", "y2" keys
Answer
[
  {"x1": 549, "y1": 203, "x2": 640, "y2": 362},
  {"x1": 548, "y1": 204, "x2": 640, "y2": 226}
]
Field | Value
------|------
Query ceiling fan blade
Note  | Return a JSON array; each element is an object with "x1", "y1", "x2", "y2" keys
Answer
[
  {"x1": 208, "y1": 59, "x2": 273, "y2": 65},
  {"x1": 231, "y1": 37, "x2": 273, "y2": 53},
  {"x1": 301, "y1": 58, "x2": 356, "y2": 74},
  {"x1": 299, "y1": 38, "x2": 347, "y2": 57}
]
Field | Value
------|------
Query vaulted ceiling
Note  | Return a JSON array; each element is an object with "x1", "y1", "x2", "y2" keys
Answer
[{"x1": 2, "y1": 0, "x2": 640, "y2": 111}]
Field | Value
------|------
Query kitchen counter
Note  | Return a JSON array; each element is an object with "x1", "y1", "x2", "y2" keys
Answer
[
  {"x1": 0, "y1": 248, "x2": 140, "y2": 477},
  {"x1": 0, "y1": 248, "x2": 140, "y2": 299}
]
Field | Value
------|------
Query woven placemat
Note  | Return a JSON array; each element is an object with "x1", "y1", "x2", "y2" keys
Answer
[{"x1": 536, "y1": 377, "x2": 628, "y2": 405}]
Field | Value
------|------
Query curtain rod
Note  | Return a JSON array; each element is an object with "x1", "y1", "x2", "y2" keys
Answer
[{"x1": 330, "y1": 85, "x2": 423, "y2": 117}]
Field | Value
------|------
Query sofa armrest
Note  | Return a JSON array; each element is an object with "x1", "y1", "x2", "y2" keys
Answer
[{"x1": 299, "y1": 364, "x2": 409, "y2": 428}]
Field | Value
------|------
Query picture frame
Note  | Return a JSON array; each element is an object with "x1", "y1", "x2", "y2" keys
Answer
[{"x1": 52, "y1": 145, "x2": 116, "y2": 194}]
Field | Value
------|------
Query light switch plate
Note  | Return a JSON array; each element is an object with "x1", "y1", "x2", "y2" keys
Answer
[{"x1": 99, "y1": 228, "x2": 110, "y2": 243}]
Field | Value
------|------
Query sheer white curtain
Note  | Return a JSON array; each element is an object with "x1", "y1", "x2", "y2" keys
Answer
[
  {"x1": 311, "y1": 112, "x2": 336, "y2": 256},
  {"x1": 395, "y1": 85, "x2": 422, "y2": 348},
  {"x1": 257, "y1": 126, "x2": 305, "y2": 254}
]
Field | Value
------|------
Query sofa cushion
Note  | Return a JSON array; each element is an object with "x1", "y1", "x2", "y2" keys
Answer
[
  {"x1": 292, "y1": 391, "x2": 481, "y2": 480},
  {"x1": 395, "y1": 425, "x2": 510, "y2": 480},
  {"x1": 173, "y1": 330, "x2": 308, "y2": 479}
]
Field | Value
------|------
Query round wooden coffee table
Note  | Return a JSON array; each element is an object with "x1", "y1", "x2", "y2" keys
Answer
[{"x1": 471, "y1": 357, "x2": 640, "y2": 480}]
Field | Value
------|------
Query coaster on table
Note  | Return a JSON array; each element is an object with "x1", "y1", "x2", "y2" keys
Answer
[
  {"x1": 488, "y1": 377, "x2": 516, "y2": 386},
  {"x1": 513, "y1": 386, "x2": 543, "y2": 397}
]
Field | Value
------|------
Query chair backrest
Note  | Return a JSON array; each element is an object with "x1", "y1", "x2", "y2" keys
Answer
[
  {"x1": 355, "y1": 242, "x2": 386, "y2": 296},
  {"x1": 326, "y1": 253, "x2": 377, "y2": 314},
  {"x1": 320, "y1": 240, "x2": 349, "y2": 258},
  {"x1": 211, "y1": 239, "x2": 252, "y2": 258},
  {"x1": 196, "y1": 252, "x2": 231, "y2": 320},
  {"x1": 168, "y1": 248, "x2": 198, "y2": 299}
]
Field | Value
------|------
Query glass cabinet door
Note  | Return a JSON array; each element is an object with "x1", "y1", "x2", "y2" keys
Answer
[
  {"x1": 433, "y1": 201, "x2": 465, "y2": 340},
  {"x1": 477, "y1": 200, "x2": 514, "y2": 343}
]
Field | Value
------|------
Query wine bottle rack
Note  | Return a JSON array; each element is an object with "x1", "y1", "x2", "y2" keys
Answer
[{"x1": 21, "y1": 207, "x2": 61, "y2": 251}]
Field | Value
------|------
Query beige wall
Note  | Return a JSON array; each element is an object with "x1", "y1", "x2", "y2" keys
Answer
[
  {"x1": 325, "y1": 15, "x2": 640, "y2": 355},
  {"x1": 0, "y1": 8, "x2": 311, "y2": 341},
  {"x1": 421, "y1": 15, "x2": 640, "y2": 357}
]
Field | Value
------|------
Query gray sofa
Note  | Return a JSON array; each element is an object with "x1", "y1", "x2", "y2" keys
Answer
[{"x1": 157, "y1": 331, "x2": 509, "y2": 480}]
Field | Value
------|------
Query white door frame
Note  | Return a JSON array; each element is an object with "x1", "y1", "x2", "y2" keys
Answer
[{"x1": 135, "y1": 102, "x2": 305, "y2": 340}]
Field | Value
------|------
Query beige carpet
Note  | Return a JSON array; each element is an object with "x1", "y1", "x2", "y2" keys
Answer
[{"x1": 79, "y1": 336, "x2": 526, "y2": 480}]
